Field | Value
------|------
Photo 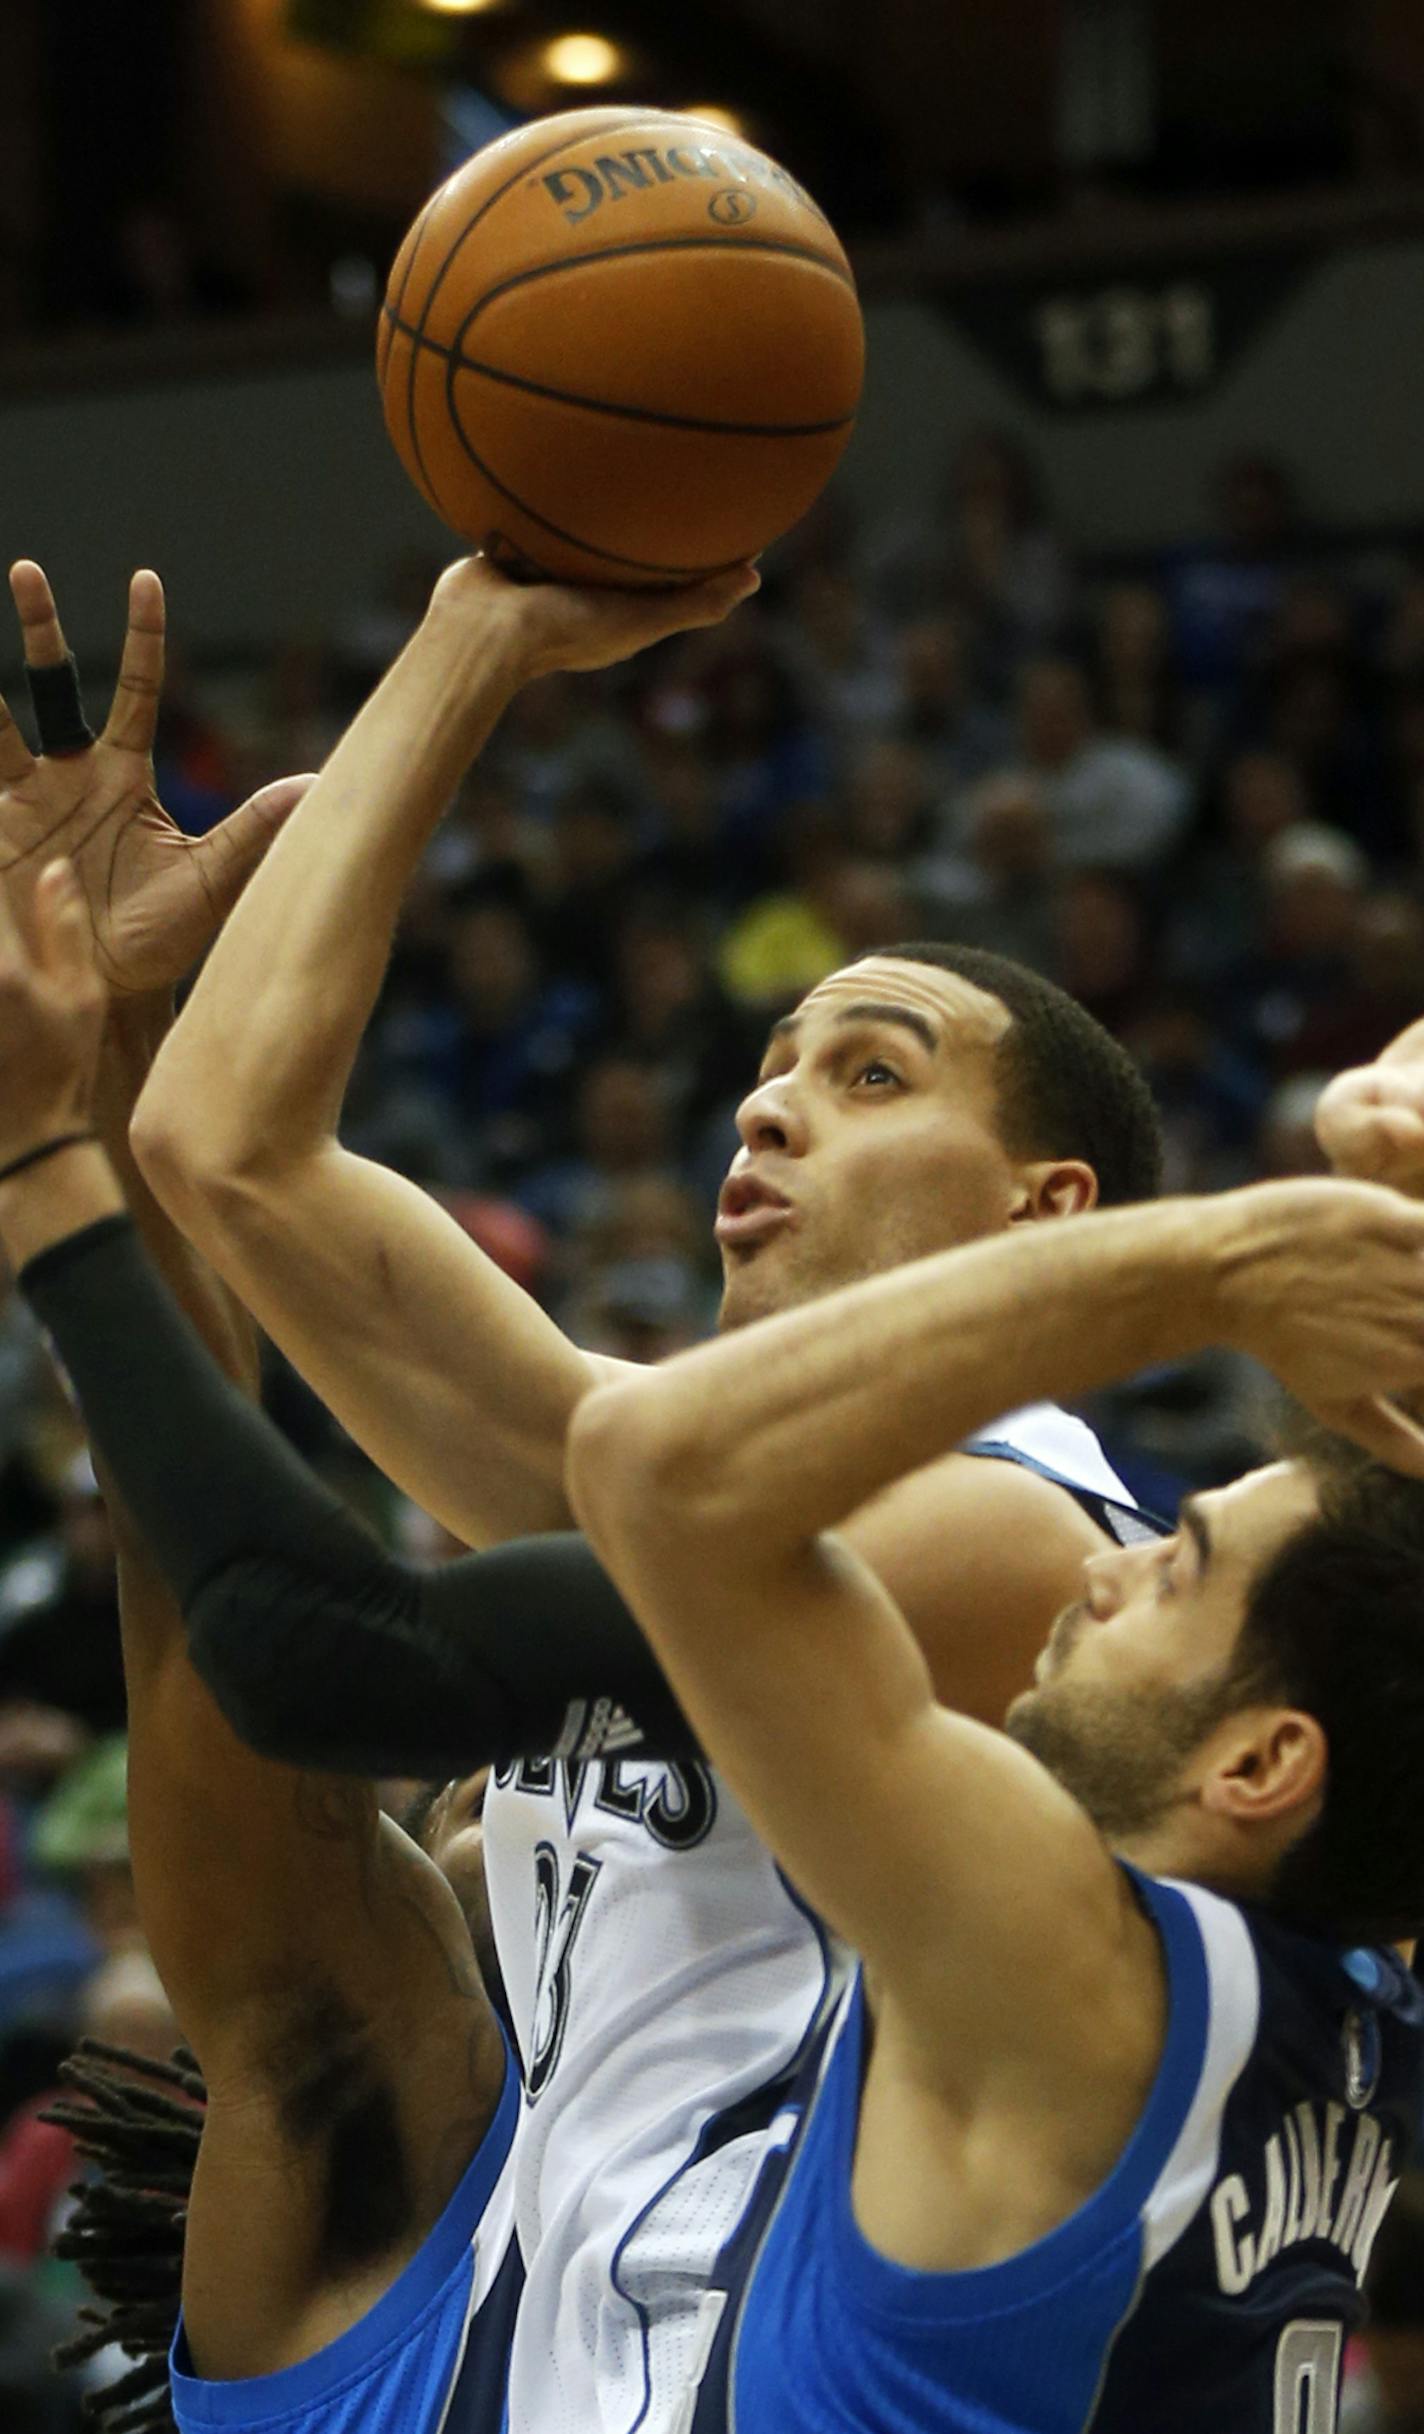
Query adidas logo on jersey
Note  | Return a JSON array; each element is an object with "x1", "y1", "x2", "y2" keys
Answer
[{"x1": 553, "y1": 1697, "x2": 648, "y2": 1762}]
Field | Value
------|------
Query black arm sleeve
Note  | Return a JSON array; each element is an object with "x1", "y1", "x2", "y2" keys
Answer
[{"x1": 20, "y1": 1217, "x2": 700, "y2": 1776}]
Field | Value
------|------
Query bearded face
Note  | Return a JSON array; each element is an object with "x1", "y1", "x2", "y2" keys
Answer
[{"x1": 1005, "y1": 1663, "x2": 1243, "y2": 1844}]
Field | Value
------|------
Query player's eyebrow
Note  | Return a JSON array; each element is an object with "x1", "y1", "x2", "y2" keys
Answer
[
  {"x1": 1179, "y1": 1496, "x2": 1213, "y2": 1576},
  {"x1": 767, "y1": 1002, "x2": 941, "y2": 1056}
]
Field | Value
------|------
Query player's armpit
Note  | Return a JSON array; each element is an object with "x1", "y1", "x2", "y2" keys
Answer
[{"x1": 131, "y1": 1124, "x2": 626, "y2": 1547}]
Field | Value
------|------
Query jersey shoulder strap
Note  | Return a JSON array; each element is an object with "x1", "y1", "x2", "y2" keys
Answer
[{"x1": 964, "y1": 1400, "x2": 1168, "y2": 1544}]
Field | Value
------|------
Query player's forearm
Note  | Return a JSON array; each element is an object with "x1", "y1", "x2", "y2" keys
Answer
[
  {"x1": 135, "y1": 590, "x2": 530, "y2": 1185},
  {"x1": 5, "y1": 1212, "x2": 695, "y2": 1773},
  {"x1": 571, "y1": 1197, "x2": 1224, "y2": 1565},
  {"x1": 96, "y1": 995, "x2": 259, "y2": 1393}
]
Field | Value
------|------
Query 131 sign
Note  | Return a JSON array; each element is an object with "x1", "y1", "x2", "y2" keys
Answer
[{"x1": 946, "y1": 253, "x2": 1314, "y2": 413}]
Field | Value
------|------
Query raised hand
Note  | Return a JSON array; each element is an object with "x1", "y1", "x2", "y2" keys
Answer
[
  {"x1": 0, "y1": 562, "x2": 311, "y2": 997},
  {"x1": 1315, "y1": 1017, "x2": 1424, "y2": 1197},
  {"x1": 427, "y1": 551, "x2": 760, "y2": 680},
  {"x1": 1209, "y1": 1176, "x2": 1424, "y2": 1474}
]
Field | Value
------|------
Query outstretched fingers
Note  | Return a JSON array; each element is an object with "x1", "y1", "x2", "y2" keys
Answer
[
  {"x1": 11, "y1": 559, "x2": 95, "y2": 759},
  {"x1": 103, "y1": 569, "x2": 166, "y2": 757},
  {"x1": 9, "y1": 560, "x2": 69, "y2": 669}
]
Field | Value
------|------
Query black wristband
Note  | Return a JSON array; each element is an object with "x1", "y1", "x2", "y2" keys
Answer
[
  {"x1": 26, "y1": 655, "x2": 95, "y2": 755},
  {"x1": 0, "y1": 1131, "x2": 95, "y2": 1187}
]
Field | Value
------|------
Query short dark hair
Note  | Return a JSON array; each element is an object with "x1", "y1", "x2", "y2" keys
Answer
[
  {"x1": 1231, "y1": 1454, "x2": 1424, "y2": 1944},
  {"x1": 861, "y1": 942, "x2": 1164, "y2": 1206}
]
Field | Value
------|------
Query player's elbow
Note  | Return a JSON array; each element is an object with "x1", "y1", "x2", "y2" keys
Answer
[
  {"x1": 132, "y1": 1066, "x2": 282, "y2": 1240},
  {"x1": 567, "y1": 1379, "x2": 742, "y2": 1563}
]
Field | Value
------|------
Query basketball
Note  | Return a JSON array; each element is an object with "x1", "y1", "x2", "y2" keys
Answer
[{"x1": 377, "y1": 107, "x2": 864, "y2": 585}]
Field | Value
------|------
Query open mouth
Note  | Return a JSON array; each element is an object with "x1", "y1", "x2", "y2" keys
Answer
[{"x1": 715, "y1": 1175, "x2": 795, "y2": 1247}]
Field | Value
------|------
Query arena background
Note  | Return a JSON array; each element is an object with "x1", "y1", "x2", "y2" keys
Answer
[{"x1": 1, "y1": 3, "x2": 1424, "y2": 2422}]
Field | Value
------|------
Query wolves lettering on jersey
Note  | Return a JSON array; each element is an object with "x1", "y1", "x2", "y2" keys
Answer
[
  {"x1": 169, "y1": 2044, "x2": 523, "y2": 2434},
  {"x1": 713, "y1": 1880, "x2": 1424, "y2": 2434},
  {"x1": 481, "y1": 1402, "x2": 1144, "y2": 2434},
  {"x1": 503, "y1": 1754, "x2": 718, "y2": 1850}
]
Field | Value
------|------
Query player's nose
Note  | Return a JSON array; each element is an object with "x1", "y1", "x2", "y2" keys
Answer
[
  {"x1": 1082, "y1": 1545, "x2": 1130, "y2": 1619},
  {"x1": 733, "y1": 1072, "x2": 811, "y2": 1158}
]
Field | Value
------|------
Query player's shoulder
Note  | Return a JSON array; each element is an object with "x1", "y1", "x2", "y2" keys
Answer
[{"x1": 1141, "y1": 1871, "x2": 1424, "y2": 2118}]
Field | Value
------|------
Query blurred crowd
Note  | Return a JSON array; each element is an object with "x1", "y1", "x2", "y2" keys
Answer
[{"x1": 5, "y1": 426, "x2": 1424, "y2": 2416}]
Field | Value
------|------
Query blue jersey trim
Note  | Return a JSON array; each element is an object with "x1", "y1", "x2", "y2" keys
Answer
[
  {"x1": 819, "y1": 1869, "x2": 1210, "y2": 2325},
  {"x1": 963, "y1": 1438, "x2": 1169, "y2": 1540},
  {"x1": 609, "y1": 1863, "x2": 834, "y2": 2434},
  {"x1": 170, "y1": 2025, "x2": 518, "y2": 2424}
]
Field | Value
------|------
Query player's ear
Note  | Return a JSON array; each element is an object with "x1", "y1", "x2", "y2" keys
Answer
[
  {"x1": 1198, "y1": 1708, "x2": 1327, "y2": 1830},
  {"x1": 1008, "y1": 1160, "x2": 1098, "y2": 1224}
]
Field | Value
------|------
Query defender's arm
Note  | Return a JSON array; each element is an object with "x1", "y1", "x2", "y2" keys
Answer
[{"x1": 567, "y1": 1184, "x2": 1424, "y2": 2053}]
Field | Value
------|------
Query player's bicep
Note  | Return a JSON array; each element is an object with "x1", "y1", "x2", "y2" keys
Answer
[
  {"x1": 626, "y1": 1527, "x2": 1121, "y2": 2060},
  {"x1": 172, "y1": 1142, "x2": 624, "y2": 1546}
]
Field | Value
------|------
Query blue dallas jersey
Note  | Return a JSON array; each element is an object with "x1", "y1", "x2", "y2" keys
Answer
[
  {"x1": 169, "y1": 2034, "x2": 524, "y2": 2434},
  {"x1": 687, "y1": 1873, "x2": 1424, "y2": 2434}
]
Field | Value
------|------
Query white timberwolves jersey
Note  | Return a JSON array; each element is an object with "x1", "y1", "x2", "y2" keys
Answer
[{"x1": 482, "y1": 1403, "x2": 1147, "y2": 2434}]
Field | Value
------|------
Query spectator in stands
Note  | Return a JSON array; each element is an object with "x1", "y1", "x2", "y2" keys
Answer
[
  {"x1": 1013, "y1": 655, "x2": 1192, "y2": 869},
  {"x1": 1226, "y1": 821, "x2": 1376, "y2": 1076},
  {"x1": 635, "y1": 739, "x2": 727, "y2": 909},
  {"x1": 783, "y1": 565, "x2": 897, "y2": 749},
  {"x1": 387, "y1": 889, "x2": 600, "y2": 1174},
  {"x1": 695, "y1": 634, "x2": 831, "y2": 877},
  {"x1": 842, "y1": 738, "x2": 940, "y2": 868},
  {"x1": 609, "y1": 902, "x2": 753, "y2": 1146},
  {"x1": 871, "y1": 428, "x2": 1071, "y2": 679},
  {"x1": 1052, "y1": 866, "x2": 1158, "y2": 1035},
  {"x1": 493, "y1": 666, "x2": 644, "y2": 818},
  {"x1": 1092, "y1": 581, "x2": 1187, "y2": 754},
  {"x1": 1163, "y1": 449, "x2": 1302, "y2": 694},
  {"x1": 538, "y1": 781, "x2": 642, "y2": 991},
  {"x1": 916, "y1": 771, "x2": 1058, "y2": 971},
  {"x1": 889, "y1": 613, "x2": 1012, "y2": 789},
  {"x1": 1166, "y1": 748, "x2": 1309, "y2": 982},
  {"x1": 519, "y1": 1055, "x2": 677, "y2": 1240}
]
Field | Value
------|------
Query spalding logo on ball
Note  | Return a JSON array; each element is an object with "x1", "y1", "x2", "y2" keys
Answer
[{"x1": 377, "y1": 106, "x2": 865, "y2": 585}]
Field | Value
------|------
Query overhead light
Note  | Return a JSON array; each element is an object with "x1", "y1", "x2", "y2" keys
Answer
[
  {"x1": 684, "y1": 105, "x2": 746, "y2": 137},
  {"x1": 541, "y1": 31, "x2": 623, "y2": 83},
  {"x1": 418, "y1": 0, "x2": 503, "y2": 13}
]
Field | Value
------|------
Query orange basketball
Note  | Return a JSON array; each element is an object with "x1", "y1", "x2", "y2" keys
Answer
[{"x1": 377, "y1": 107, "x2": 864, "y2": 585}]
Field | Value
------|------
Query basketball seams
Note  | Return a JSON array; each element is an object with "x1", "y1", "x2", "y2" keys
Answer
[
  {"x1": 383, "y1": 306, "x2": 856, "y2": 440},
  {"x1": 438, "y1": 339, "x2": 756, "y2": 576},
  {"x1": 380, "y1": 328, "x2": 448, "y2": 524},
  {"x1": 459, "y1": 232, "x2": 857, "y2": 330}
]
